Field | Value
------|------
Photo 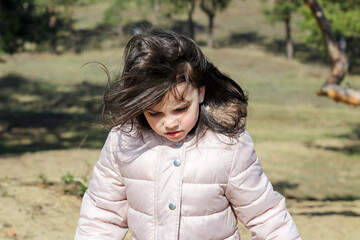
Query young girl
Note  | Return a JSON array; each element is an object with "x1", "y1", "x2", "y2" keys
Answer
[{"x1": 75, "y1": 30, "x2": 301, "y2": 240}]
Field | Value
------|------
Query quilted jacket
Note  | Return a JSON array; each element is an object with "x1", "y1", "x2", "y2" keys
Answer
[{"x1": 75, "y1": 128, "x2": 301, "y2": 240}]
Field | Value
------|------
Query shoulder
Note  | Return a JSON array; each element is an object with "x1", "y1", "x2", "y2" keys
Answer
[
  {"x1": 201, "y1": 130, "x2": 257, "y2": 172},
  {"x1": 236, "y1": 130, "x2": 254, "y2": 148},
  {"x1": 106, "y1": 126, "x2": 160, "y2": 162},
  {"x1": 107, "y1": 125, "x2": 152, "y2": 146},
  {"x1": 228, "y1": 131, "x2": 258, "y2": 175},
  {"x1": 197, "y1": 130, "x2": 254, "y2": 150}
]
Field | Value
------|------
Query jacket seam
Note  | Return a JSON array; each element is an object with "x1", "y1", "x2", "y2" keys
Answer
[
  {"x1": 189, "y1": 146, "x2": 235, "y2": 150},
  {"x1": 175, "y1": 142, "x2": 186, "y2": 239},
  {"x1": 87, "y1": 189, "x2": 124, "y2": 203},
  {"x1": 225, "y1": 141, "x2": 240, "y2": 194},
  {"x1": 153, "y1": 146, "x2": 161, "y2": 240},
  {"x1": 220, "y1": 227, "x2": 238, "y2": 240},
  {"x1": 97, "y1": 160, "x2": 121, "y2": 180},
  {"x1": 227, "y1": 157, "x2": 262, "y2": 196},
  {"x1": 79, "y1": 215, "x2": 128, "y2": 228},
  {"x1": 128, "y1": 205, "x2": 152, "y2": 217},
  {"x1": 182, "y1": 182, "x2": 227, "y2": 185},
  {"x1": 181, "y1": 204, "x2": 230, "y2": 218},
  {"x1": 122, "y1": 176, "x2": 154, "y2": 182}
]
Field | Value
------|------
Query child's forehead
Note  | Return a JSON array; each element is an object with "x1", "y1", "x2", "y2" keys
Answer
[{"x1": 150, "y1": 83, "x2": 194, "y2": 110}]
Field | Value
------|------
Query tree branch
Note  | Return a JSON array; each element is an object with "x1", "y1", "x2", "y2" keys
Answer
[
  {"x1": 303, "y1": 0, "x2": 360, "y2": 106},
  {"x1": 317, "y1": 84, "x2": 360, "y2": 106}
]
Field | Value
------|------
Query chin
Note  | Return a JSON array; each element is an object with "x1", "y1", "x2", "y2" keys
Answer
[{"x1": 165, "y1": 134, "x2": 186, "y2": 143}]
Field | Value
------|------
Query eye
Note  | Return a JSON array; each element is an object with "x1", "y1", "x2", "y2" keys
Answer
[
  {"x1": 175, "y1": 106, "x2": 189, "y2": 113},
  {"x1": 148, "y1": 111, "x2": 160, "y2": 117}
]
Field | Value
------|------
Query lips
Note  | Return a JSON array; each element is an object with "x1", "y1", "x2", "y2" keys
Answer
[{"x1": 165, "y1": 130, "x2": 183, "y2": 138}]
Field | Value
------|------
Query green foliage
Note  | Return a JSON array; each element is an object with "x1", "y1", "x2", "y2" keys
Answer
[
  {"x1": 103, "y1": 0, "x2": 193, "y2": 36},
  {"x1": 0, "y1": 0, "x2": 64, "y2": 53},
  {"x1": 78, "y1": 180, "x2": 88, "y2": 196},
  {"x1": 298, "y1": 0, "x2": 360, "y2": 62},
  {"x1": 0, "y1": 0, "x2": 36, "y2": 53},
  {"x1": 61, "y1": 172, "x2": 88, "y2": 196},
  {"x1": 200, "y1": 0, "x2": 231, "y2": 16},
  {"x1": 103, "y1": 0, "x2": 129, "y2": 26},
  {"x1": 261, "y1": 0, "x2": 302, "y2": 23},
  {"x1": 61, "y1": 172, "x2": 75, "y2": 184}
]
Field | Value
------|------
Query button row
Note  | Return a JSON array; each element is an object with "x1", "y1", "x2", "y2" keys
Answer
[{"x1": 169, "y1": 159, "x2": 180, "y2": 210}]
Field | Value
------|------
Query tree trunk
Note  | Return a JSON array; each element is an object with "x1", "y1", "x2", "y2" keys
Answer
[
  {"x1": 154, "y1": 0, "x2": 160, "y2": 26},
  {"x1": 117, "y1": 24, "x2": 124, "y2": 45},
  {"x1": 303, "y1": 0, "x2": 360, "y2": 106},
  {"x1": 285, "y1": 16, "x2": 293, "y2": 60},
  {"x1": 48, "y1": 0, "x2": 57, "y2": 54},
  {"x1": 64, "y1": 5, "x2": 78, "y2": 53},
  {"x1": 69, "y1": 21, "x2": 78, "y2": 53},
  {"x1": 200, "y1": 0, "x2": 216, "y2": 48},
  {"x1": 208, "y1": 15, "x2": 214, "y2": 48},
  {"x1": 188, "y1": 0, "x2": 196, "y2": 40}
]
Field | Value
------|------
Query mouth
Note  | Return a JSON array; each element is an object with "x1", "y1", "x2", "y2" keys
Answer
[{"x1": 165, "y1": 130, "x2": 183, "y2": 138}]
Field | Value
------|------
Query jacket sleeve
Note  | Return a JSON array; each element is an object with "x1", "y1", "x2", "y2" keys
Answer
[
  {"x1": 225, "y1": 132, "x2": 301, "y2": 240},
  {"x1": 75, "y1": 131, "x2": 129, "y2": 240}
]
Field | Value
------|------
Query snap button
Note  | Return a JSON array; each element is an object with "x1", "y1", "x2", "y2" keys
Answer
[
  {"x1": 169, "y1": 203, "x2": 176, "y2": 210},
  {"x1": 173, "y1": 160, "x2": 181, "y2": 167}
]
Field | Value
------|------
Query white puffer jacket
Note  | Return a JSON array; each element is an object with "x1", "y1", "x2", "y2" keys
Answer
[{"x1": 75, "y1": 128, "x2": 300, "y2": 240}]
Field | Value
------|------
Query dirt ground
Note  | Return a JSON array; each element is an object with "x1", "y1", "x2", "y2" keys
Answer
[{"x1": 1, "y1": 149, "x2": 359, "y2": 240}]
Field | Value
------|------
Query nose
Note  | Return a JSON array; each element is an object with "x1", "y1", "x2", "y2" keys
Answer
[{"x1": 163, "y1": 116, "x2": 179, "y2": 130}]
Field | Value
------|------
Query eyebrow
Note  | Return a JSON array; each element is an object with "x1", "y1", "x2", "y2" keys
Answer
[
  {"x1": 176, "y1": 101, "x2": 190, "y2": 108},
  {"x1": 147, "y1": 101, "x2": 191, "y2": 113}
]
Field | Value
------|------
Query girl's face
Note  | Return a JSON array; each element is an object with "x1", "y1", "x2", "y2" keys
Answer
[{"x1": 143, "y1": 83, "x2": 205, "y2": 143}]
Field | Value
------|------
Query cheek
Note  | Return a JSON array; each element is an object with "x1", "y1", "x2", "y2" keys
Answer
[
  {"x1": 181, "y1": 106, "x2": 199, "y2": 129},
  {"x1": 145, "y1": 116, "x2": 161, "y2": 132}
]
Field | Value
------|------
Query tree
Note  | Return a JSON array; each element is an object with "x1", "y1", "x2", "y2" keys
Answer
[
  {"x1": 186, "y1": 0, "x2": 196, "y2": 40},
  {"x1": 0, "y1": 0, "x2": 61, "y2": 54},
  {"x1": 56, "y1": 0, "x2": 79, "y2": 53},
  {"x1": 104, "y1": 0, "x2": 197, "y2": 43},
  {"x1": 48, "y1": 0, "x2": 58, "y2": 53},
  {"x1": 170, "y1": 0, "x2": 197, "y2": 40},
  {"x1": 303, "y1": 0, "x2": 360, "y2": 105},
  {"x1": 104, "y1": 0, "x2": 130, "y2": 45},
  {"x1": 261, "y1": 0, "x2": 302, "y2": 60},
  {"x1": 200, "y1": 0, "x2": 231, "y2": 48},
  {"x1": 299, "y1": 0, "x2": 360, "y2": 70},
  {"x1": 0, "y1": 1, "x2": 34, "y2": 53}
]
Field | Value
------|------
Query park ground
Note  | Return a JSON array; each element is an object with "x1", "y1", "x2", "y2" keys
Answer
[
  {"x1": 1, "y1": 0, "x2": 360, "y2": 239},
  {"x1": 1, "y1": 147, "x2": 360, "y2": 239},
  {"x1": 1, "y1": 45, "x2": 360, "y2": 239}
]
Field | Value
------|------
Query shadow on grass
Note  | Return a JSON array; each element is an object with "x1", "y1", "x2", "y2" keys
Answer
[
  {"x1": 215, "y1": 31, "x2": 329, "y2": 65},
  {"x1": 273, "y1": 181, "x2": 360, "y2": 201},
  {"x1": 220, "y1": 31, "x2": 360, "y2": 73},
  {"x1": 304, "y1": 195, "x2": 359, "y2": 201},
  {"x1": 171, "y1": 20, "x2": 206, "y2": 39},
  {"x1": 0, "y1": 74, "x2": 108, "y2": 154},
  {"x1": 304, "y1": 124, "x2": 360, "y2": 156},
  {"x1": 296, "y1": 210, "x2": 360, "y2": 217},
  {"x1": 273, "y1": 180, "x2": 299, "y2": 196},
  {"x1": 57, "y1": 19, "x2": 206, "y2": 53}
]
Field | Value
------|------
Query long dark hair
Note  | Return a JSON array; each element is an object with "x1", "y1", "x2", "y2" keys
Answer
[{"x1": 102, "y1": 30, "x2": 248, "y2": 138}]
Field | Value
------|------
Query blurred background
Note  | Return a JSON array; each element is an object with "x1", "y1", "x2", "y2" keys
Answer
[{"x1": 0, "y1": 0, "x2": 359, "y2": 239}]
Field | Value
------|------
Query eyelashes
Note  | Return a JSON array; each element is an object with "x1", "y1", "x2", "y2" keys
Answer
[
  {"x1": 148, "y1": 112, "x2": 160, "y2": 117},
  {"x1": 175, "y1": 106, "x2": 189, "y2": 113},
  {"x1": 147, "y1": 105, "x2": 190, "y2": 117}
]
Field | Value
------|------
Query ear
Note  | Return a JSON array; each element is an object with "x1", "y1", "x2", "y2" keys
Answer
[{"x1": 199, "y1": 86, "x2": 205, "y2": 103}]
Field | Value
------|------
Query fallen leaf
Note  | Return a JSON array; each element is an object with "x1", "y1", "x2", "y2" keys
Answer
[{"x1": 6, "y1": 229, "x2": 17, "y2": 237}]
